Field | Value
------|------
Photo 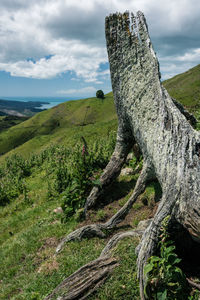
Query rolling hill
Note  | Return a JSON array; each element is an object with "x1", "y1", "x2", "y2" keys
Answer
[
  {"x1": 0, "y1": 65, "x2": 200, "y2": 300},
  {"x1": 163, "y1": 64, "x2": 200, "y2": 110},
  {"x1": 0, "y1": 64, "x2": 200, "y2": 161},
  {"x1": 0, "y1": 93, "x2": 117, "y2": 159}
]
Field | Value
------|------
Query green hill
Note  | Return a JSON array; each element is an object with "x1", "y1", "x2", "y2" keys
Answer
[
  {"x1": 0, "y1": 66, "x2": 200, "y2": 300},
  {"x1": 0, "y1": 93, "x2": 117, "y2": 159},
  {"x1": 163, "y1": 64, "x2": 200, "y2": 111},
  {"x1": 1, "y1": 64, "x2": 200, "y2": 161}
]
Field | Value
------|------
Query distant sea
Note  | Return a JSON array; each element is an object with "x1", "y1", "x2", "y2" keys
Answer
[{"x1": 1, "y1": 96, "x2": 81, "y2": 109}]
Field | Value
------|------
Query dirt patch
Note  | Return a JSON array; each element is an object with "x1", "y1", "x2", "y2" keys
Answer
[
  {"x1": 33, "y1": 237, "x2": 58, "y2": 268},
  {"x1": 37, "y1": 257, "x2": 59, "y2": 274},
  {"x1": 79, "y1": 195, "x2": 158, "y2": 230},
  {"x1": 38, "y1": 237, "x2": 58, "y2": 251}
]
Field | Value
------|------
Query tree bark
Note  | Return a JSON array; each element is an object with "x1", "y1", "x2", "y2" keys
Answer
[{"x1": 84, "y1": 124, "x2": 133, "y2": 214}]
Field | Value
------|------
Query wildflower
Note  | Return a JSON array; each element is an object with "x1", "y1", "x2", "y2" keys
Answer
[{"x1": 82, "y1": 145, "x2": 86, "y2": 156}]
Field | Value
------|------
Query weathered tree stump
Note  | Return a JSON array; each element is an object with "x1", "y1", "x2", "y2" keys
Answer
[
  {"x1": 105, "y1": 11, "x2": 200, "y2": 298},
  {"x1": 48, "y1": 11, "x2": 200, "y2": 299}
]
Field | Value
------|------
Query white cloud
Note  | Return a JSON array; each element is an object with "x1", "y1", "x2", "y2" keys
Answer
[
  {"x1": 0, "y1": 44, "x2": 107, "y2": 81},
  {"x1": 158, "y1": 47, "x2": 200, "y2": 80},
  {"x1": 0, "y1": 0, "x2": 200, "y2": 82},
  {"x1": 176, "y1": 48, "x2": 200, "y2": 62},
  {"x1": 57, "y1": 86, "x2": 96, "y2": 95}
]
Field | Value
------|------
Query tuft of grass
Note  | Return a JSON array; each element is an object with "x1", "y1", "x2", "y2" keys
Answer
[{"x1": 95, "y1": 209, "x2": 107, "y2": 222}]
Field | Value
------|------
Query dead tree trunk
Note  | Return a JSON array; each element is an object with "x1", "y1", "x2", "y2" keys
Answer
[
  {"x1": 49, "y1": 11, "x2": 200, "y2": 300},
  {"x1": 103, "y1": 11, "x2": 200, "y2": 299},
  {"x1": 86, "y1": 11, "x2": 200, "y2": 298}
]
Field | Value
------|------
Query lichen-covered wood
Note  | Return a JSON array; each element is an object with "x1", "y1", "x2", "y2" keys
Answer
[
  {"x1": 85, "y1": 11, "x2": 199, "y2": 298},
  {"x1": 103, "y1": 11, "x2": 200, "y2": 299},
  {"x1": 50, "y1": 11, "x2": 200, "y2": 300},
  {"x1": 46, "y1": 227, "x2": 145, "y2": 300}
]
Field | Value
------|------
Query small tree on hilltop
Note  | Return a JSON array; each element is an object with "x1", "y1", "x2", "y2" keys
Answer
[{"x1": 96, "y1": 90, "x2": 105, "y2": 99}]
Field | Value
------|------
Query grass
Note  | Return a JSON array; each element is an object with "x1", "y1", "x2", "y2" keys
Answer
[
  {"x1": 0, "y1": 93, "x2": 117, "y2": 159},
  {"x1": 0, "y1": 169, "x2": 106, "y2": 299},
  {"x1": 0, "y1": 65, "x2": 200, "y2": 299},
  {"x1": 0, "y1": 136, "x2": 158, "y2": 300},
  {"x1": 163, "y1": 64, "x2": 200, "y2": 111},
  {"x1": 0, "y1": 116, "x2": 29, "y2": 134}
]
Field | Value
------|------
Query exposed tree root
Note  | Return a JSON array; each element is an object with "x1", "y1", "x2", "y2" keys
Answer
[
  {"x1": 55, "y1": 224, "x2": 106, "y2": 254},
  {"x1": 100, "y1": 229, "x2": 143, "y2": 257},
  {"x1": 46, "y1": 227, "x2": 148, "y2": 300},
  {"x1": 56, "y1": 161, "x2": 153, "y2": 254},
  {"x1": 44, "y1": 256, "x2": 118, "y2": 300},
  {"x1": 186, "y1": 278, "x2": 200, "y2": 291},
  {"x1": 84, "y1": 126, "x2": 133, "y2": 214}
]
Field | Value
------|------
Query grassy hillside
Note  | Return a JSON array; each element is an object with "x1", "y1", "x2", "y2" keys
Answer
[
  {"x1": 0, "y1": 93, "x2": 117, "y2": 159},
  {"x1": 0, "y1": 65, "x2": 200, "y2": 160},
  {"x1": 0, "y1": 132, "x2": 145, "y2": 300},
  {"x1": 0, "y1": 116, "x2": 29, "y2": 134},
  {"x1": 1, "y1": 66, "x2": 200, "y2": 299},
  {"x1": 163, "y1": 64, "x2": 200, "y2": 111}
]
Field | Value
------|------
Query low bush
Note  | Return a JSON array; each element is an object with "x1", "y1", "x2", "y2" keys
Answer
[{"x1": 144, "y1": 216, "x2": 189, "y2": 299}]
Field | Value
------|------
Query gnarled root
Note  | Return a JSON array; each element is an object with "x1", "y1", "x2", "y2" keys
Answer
[
  {"x1": 84, "y1": 125, "x2": 133, "y2": 214},
  {"x1": 46, "y1": 227, "x2": 148, "y2": 300},
  {"x1": 56, "y1": 161, "x2": 153, "y2": 254},
  {"x1": 51, "y1": 160, "x2": 154, "y2": 299},
  {"x1": 44, "y1": 256, "x2": 118, "y2": 300}
]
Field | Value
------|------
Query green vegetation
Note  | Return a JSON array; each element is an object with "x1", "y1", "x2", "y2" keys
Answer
[
  {"x1": 0, "y1": 132, "x2": 142, "y2": 300},
  {"x1": 163, "y1": 64, "x2": 200, "y2": 113},
  {"x1": 89, "y1": 237, "x2": 140, "y2": 300},
  {"x1": 0, "y1": 126, "x2": 162, "y2": 299},
  {"x1": 0, "y1": 136, "x2": 113, "y2": 299},
  {"x1": 0, "y1": 116, "x2": 29, "y2": 133},
  {"x1": 0, "y1": 93, "x2": 116, "y2": 158},
  {"x1": 144, "y1": 216, "x2": 188, "y2": 299},
  {"x1": 96, "y1": 89, "x2": 105, "y2": 99},
  {"x1": 1, "y1": 65, "x2": 200, "y2": 299}
]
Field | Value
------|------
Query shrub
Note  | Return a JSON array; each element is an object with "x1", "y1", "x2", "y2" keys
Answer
[
  {"x1": 144, "y1": 216, "x2": 189, "y2": 299},
  {"x1": 96, "y1": 90, "x2": 105, "y2": 99}
]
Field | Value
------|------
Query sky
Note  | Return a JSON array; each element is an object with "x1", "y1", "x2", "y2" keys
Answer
[{"x1": 0, "y1": 0, "x2": 200, "y2": 98}]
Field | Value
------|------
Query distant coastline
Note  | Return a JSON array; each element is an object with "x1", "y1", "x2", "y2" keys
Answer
[
  {"x1": 1, "y1": 96, "x2": 80, "y2": 109},
  {"x1": 0, "y1": 96, "x2": 81, "y2": 116}
]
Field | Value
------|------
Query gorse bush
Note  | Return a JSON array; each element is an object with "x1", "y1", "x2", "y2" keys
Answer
[{"x1": 144, "y1": 216, "x2": 188, "y2": 300}]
